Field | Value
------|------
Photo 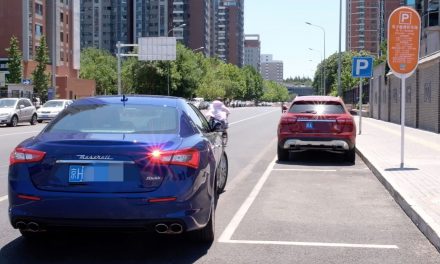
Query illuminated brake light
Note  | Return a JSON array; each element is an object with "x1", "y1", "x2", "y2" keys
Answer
[
  {"x1": 148, "y1": 148, "x2": 200, "y2": 169},
  {"x1": 10, "y1": 148, "x2": 46, "y2": 165}
]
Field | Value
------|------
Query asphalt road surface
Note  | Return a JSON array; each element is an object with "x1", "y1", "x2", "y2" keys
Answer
[{"x1": 0, "y1": 107, "x2": 439, "y2": 264}]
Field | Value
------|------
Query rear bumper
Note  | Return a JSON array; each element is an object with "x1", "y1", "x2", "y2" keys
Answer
[
  {"x1": 9, "y1": 191, "x2": 211, "y2": 232},
  {"x1": 279, "y1": 135, "x2": 355, "y2": 152}
]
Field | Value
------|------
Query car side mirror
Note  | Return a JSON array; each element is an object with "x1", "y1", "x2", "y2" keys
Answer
[
  {"x1": 19, "y1": 105, "x2": 25, "y2": 109},
  {"x1": 209, "y1": 119, "x2": 224, "y2": 132}
]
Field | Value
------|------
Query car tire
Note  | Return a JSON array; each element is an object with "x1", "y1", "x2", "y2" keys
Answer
[
  {"x1": 277, "y1": 145, "x2": 289, "y2": 161},
  {"x1": 189, "y1": 209, "x2": 215, "y2": 243},
  {"x1": 37, "y1": 120, "x2": 43, "y2": 123},
  {"x1": 345, "y1": 147, "x2": 356, "y2": 164},
  {"x1": 216, "y1": 152, "x2": 228, "y2": 194},
  {"x1": 30, "y1": 114, "x2": 37, "y2": 125},
  {"x1": 8, "y1": 115, "x2": 18, "y2": 127}
]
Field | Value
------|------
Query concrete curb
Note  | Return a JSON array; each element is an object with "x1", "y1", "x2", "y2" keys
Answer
[{"x1": 356, "y1": 148, "x2": 440, "y2": 252}]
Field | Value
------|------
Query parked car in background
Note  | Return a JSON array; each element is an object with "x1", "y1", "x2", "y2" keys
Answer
[
  {"x1": 9, "y1": 95, "x2": 228, "y2": 243},
  {"x1": 0, "y1": 98, "x2": 37, "y2": 127},
  {"x1": 277, "y1": 96, "x2": 356, "y2": 163},
  {"x1": 36, "y1": 99, "x2": 73, "y2": 123}
]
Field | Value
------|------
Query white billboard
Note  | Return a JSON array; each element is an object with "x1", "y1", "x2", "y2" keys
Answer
[{"x1": 138, "y1": 37, "x2": 177, "y2": 61}]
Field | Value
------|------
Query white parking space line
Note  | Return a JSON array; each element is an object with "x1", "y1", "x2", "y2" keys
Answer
[
  {"x1": 218, "y1": 156, "x2": 400, "y2": 250},
  {"x1": 0, "y1": 131, "x2": 41, "y2": 137},
  {"x1": 229, "y1": 110, "x2": 279, "y2": 126},
  {"x1": 272, "y1": 169, "x2": 337, "y2": 172},
  {"x1": 222, "y1": 240, "x2": 399, "y2": 249},
  {"x1": 0, "y1": 195, "x2": 8, "y2": 202},
  {"x1": 218, "y1": 157, "x2": 277, "y2": 242}
]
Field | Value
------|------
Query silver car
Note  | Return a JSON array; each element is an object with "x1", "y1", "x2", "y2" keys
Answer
[
  {"x1": 0, "y1": 98, "x2": 38, "y2": 127},
  {"x1": 36, "y1": 99, "x2": 73, "y2": 123}
]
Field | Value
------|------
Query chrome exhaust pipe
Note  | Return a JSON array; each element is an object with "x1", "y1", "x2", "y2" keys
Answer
[
  {"x1": 169, "y1": 223, "x2": 183, "y2": 234},
  {"x1": 27, "y1": 222, "x2": 40, "y2": 232},
  {"x1": 155, "y1": 223, "x2": 169, "y2": 234},
  {"x1": 16, "y1": 221, "x2": 26, "y2": 230}
]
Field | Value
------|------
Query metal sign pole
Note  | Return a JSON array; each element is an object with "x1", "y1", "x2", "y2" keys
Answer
[
  {"x1": 359, "y1": 78, "x2": 362, "y2": 135},
  {"x1": 401, "y1": 77, "x2": 406, "y2": 168},
  {"x1": 117, "y1": 41, "x2": 122, "y2": 95}
]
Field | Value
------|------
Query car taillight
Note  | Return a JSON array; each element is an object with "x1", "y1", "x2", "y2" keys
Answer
[
  {"x1": 335, "y1": 117, "x2": 354, "y2": 132},
  {"x1": 280, "y1": 116, "x2": 297, "y2": 125},
  {"x1": 148, "y1": 148, "x2": 200, "y2": 169},
  {"x1": 279, "y1": 116, "x2": 298, "y2": 133},
  {"x1": 10, "y1": 147, "x2": 46, "y2": 165}
]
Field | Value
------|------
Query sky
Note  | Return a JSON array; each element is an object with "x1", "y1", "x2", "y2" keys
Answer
[{"x1": 244, "y1": 0, "x2": 346, "y2": 80}]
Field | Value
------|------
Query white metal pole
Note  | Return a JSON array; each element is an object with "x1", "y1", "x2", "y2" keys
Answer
[
  {"x1": 117, "y1": 41, "x2": 121, "y2": 95},
  {"x1": 323, "y1": 31, "x2": 326, "y2": 95},
  {"x1": 358, "y1": 78, "x2": 362, "y2": 135},
  {"x1": 337, "y1": 0, "x2": 342, "y2": 97},
  {"x1": 401, "y1": 77, "x2": 406, "y2": 168}
]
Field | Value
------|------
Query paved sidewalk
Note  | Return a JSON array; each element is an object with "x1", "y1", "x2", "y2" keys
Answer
[{"x1": 355, "y1": 117, "x2": 440, "y2": 251}]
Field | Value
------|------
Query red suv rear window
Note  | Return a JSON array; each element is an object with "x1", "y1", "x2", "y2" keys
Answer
[{"x1": 289, "y1": 101, "x2": 345, "y2": 114}]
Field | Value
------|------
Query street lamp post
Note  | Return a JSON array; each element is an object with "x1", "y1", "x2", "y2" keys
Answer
[
  {"x1": 338, "y1": 0, "x2": 343, "y2": 97},
  {"x1": 308, "y1": 48, "x2": 323, "y2": 95},
  {"x1": 167, "y1": 24, "x2": 186, "y2": 96},
  {"x1": 306, "y1": 22, "x2": 326, "y2": 95}
]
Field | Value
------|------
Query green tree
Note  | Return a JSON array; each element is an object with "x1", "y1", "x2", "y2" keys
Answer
[
  {"x1": 5, "y1": 36, "x2": 22, "y2": 84},
  {"x1": 261, "y1": 80, "x2": 289, "y2": 102},
  {"x1": 80, "y1": 48, "x2": 117, "y2": 95},
  {"x1": 32, "y1": 36, "x2": 50, "y2": 98}
]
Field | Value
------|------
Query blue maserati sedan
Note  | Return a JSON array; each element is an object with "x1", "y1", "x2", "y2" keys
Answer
[{"x1": 8, "y1": 95, "x2": 228, "y2": 242}]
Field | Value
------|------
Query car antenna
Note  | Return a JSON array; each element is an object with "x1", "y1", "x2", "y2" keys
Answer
[{"x1": 121, "y1": 94, "x2": 128, "y2": 105}]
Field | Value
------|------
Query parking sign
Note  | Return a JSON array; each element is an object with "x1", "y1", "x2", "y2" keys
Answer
[{"x1": 352, "y1": 57, "x2": 374, "y2": 78}]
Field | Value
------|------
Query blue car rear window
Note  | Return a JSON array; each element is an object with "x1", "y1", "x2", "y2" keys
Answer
[{"x1": 45, "y1": 104, "x2": 179, "y2": 134}]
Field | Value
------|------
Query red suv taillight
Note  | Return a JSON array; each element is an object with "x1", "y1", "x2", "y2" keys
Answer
[
  {"x1": 148, "y1": 148, "x2": 200, "y2": 169},
  {"x1": 279, "y1": 116, "x2": 298, "y2": 133},
  {"x1": 335, "y1": 117, "x2": 354, "y2": 132},
  {"x1": 10, "y1": 147, "x2": 46, "y2": 165}
]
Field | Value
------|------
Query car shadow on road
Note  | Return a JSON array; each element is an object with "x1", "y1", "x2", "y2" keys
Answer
[
  {"x1": 0, "y1": 232, "x2": 211, "y2": 264},
  {"x1": 276, "y1": 150, "x2": 355, "y2": 167}
]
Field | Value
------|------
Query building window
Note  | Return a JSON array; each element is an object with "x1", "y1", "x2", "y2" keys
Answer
[
  {"x1": 60, "y1": 51, "x2": 64, "y2": 61},
  {"x1": 35, "y1": 24, "x2": 43, "y2": 37},
  {"x1": 60, "y1": 12, "x2": 64, "y2": 22},
  {"x1": 35, "y1": 3, "x2": 43, "y2": 16},
  {"x1": 60, "y1": 32, "x2": 64, "y2": 42}
]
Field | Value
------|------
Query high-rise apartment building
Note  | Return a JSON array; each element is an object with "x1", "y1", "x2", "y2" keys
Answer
[
  {"x1": 244, "y1": 34, "x2": 260, "y2": 72},
  {"x1": 0, "y1": 0, "x2": 95, "y2": 99},
  {"x1": 260, "y1": 54, "x2": 283, "y2": 83},
  {"x1": 346, "y1": 0, "x2": 403, "y2": 56},
  {"x1": 79, "y1": 0, "x2": 244, "y2": 67},
  {"x1": 215, "y1": 0, "x2": 244, "y2": 67},
  {"x1": 413, "y1": 0, "x2": 440, "y2": 56},
  {"x1": 169, "y1": 0, "x2": 213, "y2": 56},
  {"x1": 80, "y1": 0, "x2": 134, "y2": 53}
]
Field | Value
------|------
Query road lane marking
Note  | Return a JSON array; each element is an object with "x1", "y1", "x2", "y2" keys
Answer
[
  {"x1": 222, "y1": 240, "x2": 399, "y2": 249},
  {"x1": 219, "y1": 156, "x2": 399, "y2": 250},
  {"x1": 218, "y1": 156, "x2": 277, "y2": 242},
  {"x1": 0, "y1": 195, "x2": 8, "y2": 202},
  {"x1": 0, "y1": 131, "x2": 41, "y2": 137},
  {"x1": 229, "y1": 110, "x2": 279, "y2": 126},
  {"x1": 272, "y1": 169, "x2": 337, "y2": 172}
]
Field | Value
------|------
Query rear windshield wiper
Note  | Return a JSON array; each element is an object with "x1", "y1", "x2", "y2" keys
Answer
[{"x1": 300, "y1": 110, "x2": 317, "y2": 114}]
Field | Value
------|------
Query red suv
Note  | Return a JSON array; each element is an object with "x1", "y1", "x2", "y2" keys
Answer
[{"x1": 277, "y1": 96, "x2": 356, "y2": 163}]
